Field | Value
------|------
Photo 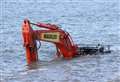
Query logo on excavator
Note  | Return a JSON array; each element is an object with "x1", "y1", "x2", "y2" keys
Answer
[{"x1": 41, "y1": 32, "x2": 60, "y2": 42}]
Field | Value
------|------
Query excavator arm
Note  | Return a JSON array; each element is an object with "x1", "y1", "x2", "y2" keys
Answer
[{"x1": 22, "y1": 19, "x2": 78, "y2": 64}]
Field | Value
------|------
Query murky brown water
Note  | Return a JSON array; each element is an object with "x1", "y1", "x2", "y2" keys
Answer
[{"x1": 0, "y1": 0, "x2": 120, "y2": 82}]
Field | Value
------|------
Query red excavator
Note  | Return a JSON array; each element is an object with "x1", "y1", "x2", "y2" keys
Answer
[{"x1": 22, "y1": 19, "x2": 111, "y2": 64}]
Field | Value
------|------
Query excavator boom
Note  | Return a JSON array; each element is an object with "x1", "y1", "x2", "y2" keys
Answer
[{"x1": 22, "y1": 19, "x2": 78, "y2": 64}]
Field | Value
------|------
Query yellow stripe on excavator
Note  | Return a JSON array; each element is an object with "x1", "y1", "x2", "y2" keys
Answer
[{"x1": 41, "y1": 32, "x2": 60, "y2": 42}]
